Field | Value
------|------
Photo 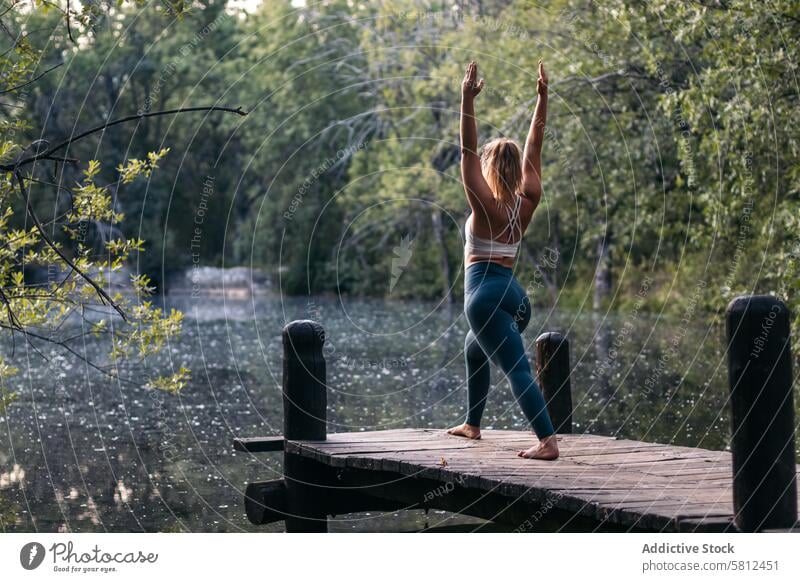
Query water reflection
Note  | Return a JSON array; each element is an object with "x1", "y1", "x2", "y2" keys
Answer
[{"x1": 0, "y1": 294, "x2": 737, "y2": 532}]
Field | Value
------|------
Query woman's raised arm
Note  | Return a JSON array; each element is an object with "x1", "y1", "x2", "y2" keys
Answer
[
  {"x1": 522, "y1": 60, "x2": 548, "y2": 206},
  {"x1": 460, "y1": 61, "x2": 493, "y2": 212}
]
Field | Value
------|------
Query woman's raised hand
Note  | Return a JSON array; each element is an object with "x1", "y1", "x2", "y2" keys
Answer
[
  {"x1": 462, "y1": 61, "x2": 485, "y2": 99},
  {"x1": 537, "y1": 60, "x2": 548, "y2": 95}
]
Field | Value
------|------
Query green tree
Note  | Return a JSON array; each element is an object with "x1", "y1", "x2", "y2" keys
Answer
[{"x1": 0, "y1": 1, "x2": 245, "y2": 408}]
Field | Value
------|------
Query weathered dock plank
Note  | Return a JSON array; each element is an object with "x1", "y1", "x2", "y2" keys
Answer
[{"x1": 283, "y1": 428, "x2": 800, "y2": 532}]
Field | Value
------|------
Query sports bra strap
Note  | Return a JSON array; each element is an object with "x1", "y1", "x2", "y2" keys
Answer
[{"x1": 501, "y1": 196, "x2": 522, "y2": 243}]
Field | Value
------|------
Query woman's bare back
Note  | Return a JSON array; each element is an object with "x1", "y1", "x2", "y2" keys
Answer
[{"x1": 466, "y1": 194, "x2": 536, "y2": 267}]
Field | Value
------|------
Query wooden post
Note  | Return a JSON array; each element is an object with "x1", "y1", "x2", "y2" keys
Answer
[
  {"x1": 535, "y1": 332, "x2": 573, "y2": 434},
  {"x1": 726, "y1": 295, "x2": 797, "y2": 532},
  {"x1": 282, "y1": 320, "x2": 328, "y2": 532}
]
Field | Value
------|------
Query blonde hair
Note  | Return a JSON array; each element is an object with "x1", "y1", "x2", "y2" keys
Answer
[{"x1": 480, "y1": 137, "x2": 522, "y2": 208}]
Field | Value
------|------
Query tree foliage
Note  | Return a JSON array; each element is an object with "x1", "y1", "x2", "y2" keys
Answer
[{"x1": 0, "y1": 1, "x2": 245, "y2": 406}]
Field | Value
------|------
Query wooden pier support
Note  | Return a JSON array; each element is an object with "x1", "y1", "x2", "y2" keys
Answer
[
  {"x1": 244, "y1": 479, "x2": 287, "y2": 525},
  {"x1": 726, "y1": 295, "x2": 797, "y2": 532},
  {"x1": 535, "y1": 332, "x2": 573, "y2": 434},
  {"x1": 281, "y1": 320, "x2": 330, "y2": 532}
]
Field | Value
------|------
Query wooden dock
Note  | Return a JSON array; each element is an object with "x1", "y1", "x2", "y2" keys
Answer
[
  {"x1": 236, "y1": 296, "x2": 800, "y2": 533},
  {"x1": 242, "y1": 428, "x2": 799, "y2": 532}
]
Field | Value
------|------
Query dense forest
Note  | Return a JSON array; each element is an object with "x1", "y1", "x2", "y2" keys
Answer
[{"x1": 1, "y1": 0, "x2": 799, "y2": 371}]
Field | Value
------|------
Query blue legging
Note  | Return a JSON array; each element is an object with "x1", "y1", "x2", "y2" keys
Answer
[{"x1": 463, "y1": 261, "x2": 555, "y2": 438}]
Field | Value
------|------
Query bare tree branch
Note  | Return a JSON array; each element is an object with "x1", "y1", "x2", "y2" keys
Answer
[
  {"x1": 5, "y1": 105, "x2": 248, "y2": 171},
  {"x1": 0, "y1": 322, "x2": 138, "y2": 385},
  {"x1": 65, "y1": 0, "x2": 75, "y2": 44},
  {"x1": 0, "y1": 62, "x2": 63, "y2": 95}
]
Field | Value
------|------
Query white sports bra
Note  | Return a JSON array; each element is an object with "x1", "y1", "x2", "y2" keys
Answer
[{"x1": 464, "y1": 196, "x2": 523, "y2": 259}]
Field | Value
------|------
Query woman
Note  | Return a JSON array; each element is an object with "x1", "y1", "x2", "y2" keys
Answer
[{"x1": 447, "y1": 60, "x2": 559, "y2": 461}]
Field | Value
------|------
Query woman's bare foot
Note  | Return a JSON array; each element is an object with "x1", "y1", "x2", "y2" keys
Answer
[
  {"x1": 517, "y1": 434, "x2": 559, "y2": 460},
  {"x1": 446, "y1": 423, "x2": 481, "y2": 440}
]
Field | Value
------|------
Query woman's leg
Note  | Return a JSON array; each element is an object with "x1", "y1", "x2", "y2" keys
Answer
[
  {"x1": 465, "y1": 284, "x2": 555, "y2": 439},
  {"x1": 448, "y1": 324, "x2": 490, "y2": 439},
  {"x1": 465, "y1": 329, "x2": 491, "y2": 426}
]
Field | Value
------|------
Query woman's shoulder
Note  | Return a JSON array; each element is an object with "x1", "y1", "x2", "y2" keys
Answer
[
  {"x1": 516, "y1": 193, "x2": 537, "y2": 213},
  {"x1": 517, "y1": 192, "x2": 539, "y2": 212}
]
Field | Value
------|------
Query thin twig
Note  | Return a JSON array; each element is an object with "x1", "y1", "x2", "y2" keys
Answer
[
  {"x1": 0, "y1": 322, "x2": 137, "y2": 385},
  {"x1": 0, "y1": 62, "x2": 63, "y2": 95},
  {"x1": 65, "y1": 0, "x2": 75, "y2": 44},
  {"x1": 6, "y1": 105, "x2": 248, "y2": 170}
]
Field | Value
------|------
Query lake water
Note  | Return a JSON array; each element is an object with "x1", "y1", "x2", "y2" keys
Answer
[{"x1": 0, "y1": 294, "x2": 735, "y2": 532}]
